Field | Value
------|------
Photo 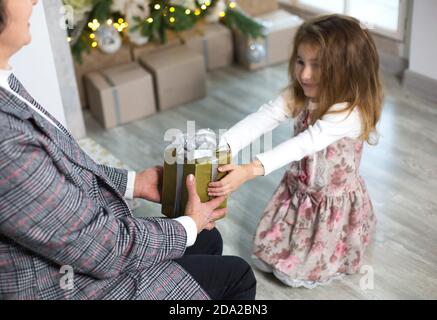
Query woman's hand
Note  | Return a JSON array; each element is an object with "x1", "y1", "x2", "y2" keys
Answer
[
  {"x1": 207, "y1": 160, "x2": 265, "y2": 197},
  {"x1": 185, "y1": 175, "x2": 227, "y2": 233},
  {"x1": 133, "y1": 166, "x2": 163, "y2": 203}
]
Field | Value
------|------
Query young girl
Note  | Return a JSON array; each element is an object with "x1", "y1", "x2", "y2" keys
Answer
[{"x1": 208, "y1": 14, "x2": 382, "y2": 288}]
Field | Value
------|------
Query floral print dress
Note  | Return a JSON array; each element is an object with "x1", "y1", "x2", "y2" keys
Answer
[{"x1": 252, "y1": 104, "x2": 376, "y2": 288}]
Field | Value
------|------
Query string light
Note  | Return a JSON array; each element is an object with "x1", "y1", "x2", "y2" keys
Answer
[
  {"x1": 114, "y1": 21, "x2": 128, "y2": 32},
  {"x1": 88, "y1": 19, "x2": 100, "y2": 31},
  {"x1": 72, "y1": 0, "x2": 264, "y2": 61},
  {"x1": 85, "y1": 1, "x2": 225, "y2": 39},
  {"x1": 85, "y1": 1, "x2": 228, "y2": 48}
]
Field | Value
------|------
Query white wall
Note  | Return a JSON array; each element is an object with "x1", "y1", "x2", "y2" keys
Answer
[
  {"x1": 10, "y1": 0, "x2": 67, "y2": 126},
  {"x1": 408, "y1": 0, "x2": 437, "y2": 80}
]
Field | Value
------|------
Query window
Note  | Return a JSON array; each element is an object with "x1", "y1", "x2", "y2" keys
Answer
[
  {"x1": 348, "y1": 0, "x2": 400, "y2": 32},
  {"x1": 299, "y1": 0, "x2": 345, "y2": 13},
  {"x1": 284, "y1": 0, "x2": 408, "y2": 40}
]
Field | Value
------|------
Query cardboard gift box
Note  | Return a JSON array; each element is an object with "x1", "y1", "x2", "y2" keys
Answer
[
  {"x1": 236, "y1": 0, "x2": 279, "y2": 17},
  {"x1": 235, "y1": 10, "x2": 303, "y2": 71},
  {"x1": 161, "y1": 130, "x2": 231, "y2": 218},
  {"x1": 139, "y1": 45, "x2": 207, "y2": 111},
  {"x1": 84, "y1": 62, "x2": 157, "y2": 129},
  {"x1": 74, "y1": 44, "x2": 132, "y2": 108},
  {"x1": 131, "y1": 30, "x2": 182, "y2": 61},
  {"x1": 184, "y1": 23, "x2": 234, "y2": 71}
]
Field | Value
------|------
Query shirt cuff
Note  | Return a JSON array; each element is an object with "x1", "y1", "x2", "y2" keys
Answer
[
  {"x1": 255, "y1": 153, "x2": 271, "y2": 176},
  {"x1": 124, "y1": 171, "x2": 136, "y2": 200},
  {"x1": 174, "y1": 216, "x2": 198, "y2": 247}
]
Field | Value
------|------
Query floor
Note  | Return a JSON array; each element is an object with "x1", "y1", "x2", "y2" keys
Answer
[{"x1": 84, "y1": 62, "x2": 437, "y2": 300}]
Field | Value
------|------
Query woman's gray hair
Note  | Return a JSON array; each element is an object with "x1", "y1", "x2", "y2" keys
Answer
[{"x1": 0, "y1": 1, "x2": 7, "y2": 34}]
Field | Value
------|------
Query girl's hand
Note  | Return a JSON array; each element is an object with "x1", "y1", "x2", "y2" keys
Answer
[{"x1": 208, "y1": 160, "x2": 265, "y2": 197}]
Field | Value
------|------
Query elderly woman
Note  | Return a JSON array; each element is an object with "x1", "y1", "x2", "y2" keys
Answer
[{"x1": 0, "y1": 0, "x2": 255, "y2": 300}]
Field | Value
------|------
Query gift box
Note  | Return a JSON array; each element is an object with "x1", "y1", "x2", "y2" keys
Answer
[
  {"x1": 184, "y1": 23, "x2": 234, "y2": 71},
  {"x1": 236, "y1": 0, "x2": 279, "y2": 17},
  {"x1": 235, "y1": 10, "x2": 303, "y2": 71},
  {"x1": 161, "y1": 130, "x2": 231, "y2": 218},
  {"x1": 74, "y1": 44, "x2": 132, "y2": 108},
  {"x1": 130, "y1": 30, "x2": 182, "y2": 61},
  {"x1": 139, "y1": 45, "x2": 207, "y2": 111},
  {"x1": 84, "y1": 62, "x2": 157, "y2": 129}
]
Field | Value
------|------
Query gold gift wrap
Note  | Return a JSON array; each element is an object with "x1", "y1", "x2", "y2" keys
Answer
[{"x1": 161, "y1": 131, "x2": 231, "y2": 218}]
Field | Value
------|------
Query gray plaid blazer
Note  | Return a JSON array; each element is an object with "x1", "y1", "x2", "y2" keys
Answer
[{"x1": 0, "y1": 75, "x2": 208, "y2": 300}]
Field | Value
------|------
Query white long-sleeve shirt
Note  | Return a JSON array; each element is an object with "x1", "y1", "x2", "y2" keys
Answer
[
  {"x1": 222, "y1": 93, "x2": 363, "y2": 175},
  {"x1": 0, "y1": 67, "x2": 198, "y2": 247}
]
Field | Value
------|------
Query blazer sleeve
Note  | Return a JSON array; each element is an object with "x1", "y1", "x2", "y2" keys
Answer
[
  {"x1": 0, "y1": 127, "x2": 187, "y2": 280},
  {"x1": 97, "y1": 164, "x2": 129, "y2": 196}
]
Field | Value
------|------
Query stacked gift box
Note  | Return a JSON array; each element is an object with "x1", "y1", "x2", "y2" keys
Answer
[
  {"x1": 75, "y1": 44, "x2": 132, "y2": 109},
  {"x1": 130, "y1": 29, "x2": 182, "y2": 61},
  {"x1": 184, "y1": 23, "x2": 234, "y2": 71},
  {"x1": 138, "y1": 45, "x2": 207, "y2": 112},
  {"x1": 77, "y1": 23, "x2": 234, "y2": 128},
  {"x1": 234, "y1": 9, "x2": 304, "y2": 71},
  {"x1": 84, "y1": 62, "x2": 157, "y2": 129},
  {"x1": 236, "y1": 0, "x2": 280, "y2": 17},
  {"x1": 74, "y1": 0, "x2": 303, "y2": 128}
]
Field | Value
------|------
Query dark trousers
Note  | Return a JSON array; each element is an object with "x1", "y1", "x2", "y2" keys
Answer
[{"x1": 174, "y1": 228, "x2": 256, "y2": 300}]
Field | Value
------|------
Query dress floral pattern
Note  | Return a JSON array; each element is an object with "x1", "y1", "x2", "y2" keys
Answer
[{"x1": 252, "y1": 104, "x2": 376, "y2": 288}]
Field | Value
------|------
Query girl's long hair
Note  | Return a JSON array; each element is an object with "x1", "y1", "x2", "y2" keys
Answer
[
  {"x1": 0, "y1": 0, "x2": 7, "y2": 34},
  {"x1": 287, "y1": 14, "x2": 383, "y2": 144}
]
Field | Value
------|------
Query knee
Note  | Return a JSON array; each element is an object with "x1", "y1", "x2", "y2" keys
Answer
[
  {"x1": 237, "y1": 257, "x2": 256, "y2": 285},
  {"x1": 229, "y1": 256, "x2": 257, "y2": 299},
  {"x1": 228, "y1": 257, "x2": 256, "y2": 282},
  {"x1": 203, "y1": 228, "x2": 223, "y2": 255}
]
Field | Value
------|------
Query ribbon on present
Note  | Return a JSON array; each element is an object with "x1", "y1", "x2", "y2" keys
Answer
[
  {"x1": 201, "y1": 37, "x2": 210, "y2": 69},
  {"x1": 166, "y1": 129, "x2": 229, "y2": 216},
  {"x1": 100, "y1": 70, "x2": 122, "y2": 126}
]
